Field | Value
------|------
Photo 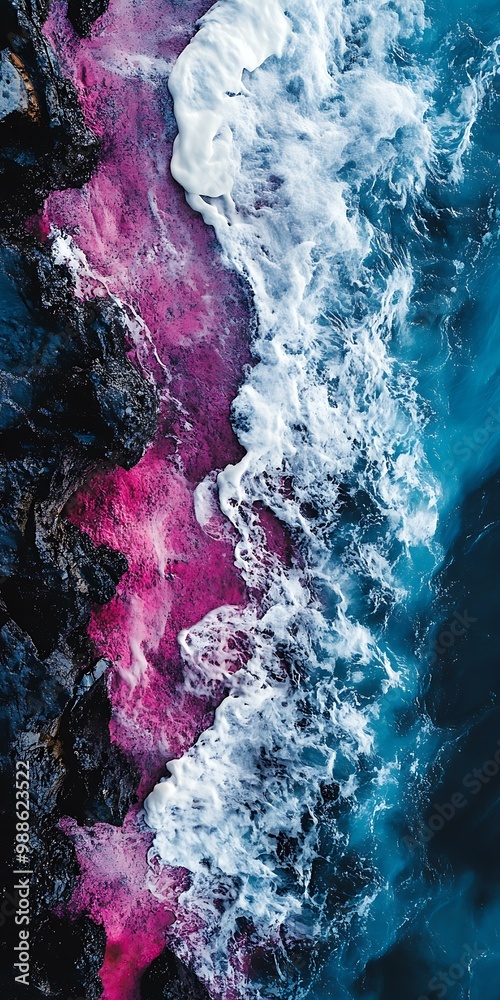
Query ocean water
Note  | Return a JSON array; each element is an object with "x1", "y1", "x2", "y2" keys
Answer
[{"x1": 144, "y1": 0, "x2": 500, "y2": 997}]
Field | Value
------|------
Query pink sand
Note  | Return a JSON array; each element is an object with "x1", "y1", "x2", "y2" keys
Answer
[{"x1": 43, "y1": 0, "x2": 253, "y2": 996}]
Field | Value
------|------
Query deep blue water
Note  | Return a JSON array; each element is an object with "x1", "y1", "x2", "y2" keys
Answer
[
  {"x1": 315, "y1": 3, "x2": 500, "y2": 997},
  {"x1": 146, "y1": 1, "x2": 500, "y2": 996}
]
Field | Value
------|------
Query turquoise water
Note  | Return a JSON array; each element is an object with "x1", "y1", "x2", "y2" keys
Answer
[
  {"x1": 312, "y1": 4, "x2": 500, "y2": 997},
  {"x1": 147, "y1": 1, "x2": 500, "y2": 996}
]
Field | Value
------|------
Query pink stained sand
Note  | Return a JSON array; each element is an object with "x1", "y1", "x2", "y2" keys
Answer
[{"x1": 42, "y1": 0, "x2": 256, "y2": 997}]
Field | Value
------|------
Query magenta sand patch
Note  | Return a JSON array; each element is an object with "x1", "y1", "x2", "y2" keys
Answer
[{"x1": 41, "y1": 0, "x2": 259, "y2": 996}]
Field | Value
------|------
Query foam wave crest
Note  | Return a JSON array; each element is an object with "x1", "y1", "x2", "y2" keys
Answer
[{"x1": 145, "y1": 0, "x2": 446, "y2": 994}]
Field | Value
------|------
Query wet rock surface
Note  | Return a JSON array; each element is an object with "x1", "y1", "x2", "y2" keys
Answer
[
  {"x1": 0, "y1": 233, "x2": 156, "y2": 995},
  {"x1": 0, "y1": 236, "x2": 158, "y2": 660},
  {"x1": 31, "y1": 913, "x2": 106, "y2": 998},
  {"x1": 0, "y1": 67, "x2": 157, "y2": 992},
  {"x1": 140, "y1": 947, "x2": 212, "y2": 1000},
  {"x1": 58, "y1": 673, "x2": 140, "y2": 826},
  {"x1": 67, "y1": 0, "x2": 110, "y2": 38},
  {"x1": 0, "y1": 0, "x2": 209, "y2": 996},
  {"x1": 0, "y1": 0, "x2": 99, "y2": 224}
]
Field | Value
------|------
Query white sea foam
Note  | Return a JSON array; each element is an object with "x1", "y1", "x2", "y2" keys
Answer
[
  {"x1": 168, "y1": 0, "x2": 290, "y2": 224},
  {"x1": 145, "y1": 0, "x2": 443, "y2": 994}
]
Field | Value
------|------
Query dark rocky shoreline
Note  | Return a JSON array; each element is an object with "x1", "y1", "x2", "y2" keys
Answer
[{"x1": 0, "y1": 1, "x2": 210, "y2": 996}]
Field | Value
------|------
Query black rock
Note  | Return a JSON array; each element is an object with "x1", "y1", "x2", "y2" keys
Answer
[
  {"x1": 0, "y1": 235, "x2": 157, "y2": 984},
  {"x1": 58, "y1": 673, "x2": 140, "y2": 825},
  {"x1": 0, "y1": 621, "x2": 69, "y2": 741},
  {"x1": 30, "y1": 827, "x2": 79, "y2": 918},
  {"x1": 140, "y1": 948, "x2": 212, "y2": 1000},
  {"x1": 0, "y1": 0, "x2": 167, "y2": 991},
  {"x1": 67, "y1": 0, "x2": 110, "y2": 37},
  {"x1": 0, "y1": 236, "x2": 158, "y2": 659},
  {"x1": 31, "y1": 913, "x2": 106, "y2": 998},
  {"x1": 0, "y1": 0, "x2": 100, "y2": 224}
]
